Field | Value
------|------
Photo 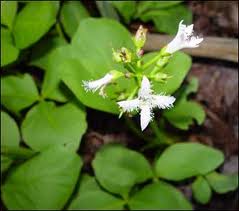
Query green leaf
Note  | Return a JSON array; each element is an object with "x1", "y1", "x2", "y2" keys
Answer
[
  {"x1": 60, "y1": 1, "x2": 90, "y2": 38},
  {"x1": 92, "y1": 144, "x2": 153, "y2": 196},
  {"x1": 129, "y1": 181, "x2": 192, "y2": 210},
  {"x1": 143, "y1": 51, "x2": 192, "y2": 94},
  {"x1": 1, "y1": 111, "x2": 20, "y2": 172},
  {"x1": 1, "y1": 111, "x2": 20, "y2": 147},
  {"x1": 1, "y1": 27, "x2": 19, "y2": 67},
  {"x1": 192, "y1": 176, "x2": 212, "y2": 204},
  {"x1": 155, "y1": 143, "x2": 224, "y2": 181},
  {"x1": 61, "y1": 18, "x2": 135, "y2": 114},
  {"x1": 68, "y1": 175, "x2": 124, "y2": 210},
  {"x1": 1, "y1": 73, "x2": 39, "y2": 114},
  {"x1": 21, "y1": 101, "x2": 87, "y2": 152},
  {"x1": 30, "y1": 36, "x2": 67, "y2": 70},
  {"x1": 111, "y1": 1, "x2": 136, "y2": 23},
  {"x1": 163, "y1": 78, "x2": 206, "y2": 130},
  {"x1": 2, "y1": 145, "x2": 82, "y2": 210},
  {"x1": 96, "y1": 1, "x2": 119, "y2": 21},
  {"x1": 1, "y1": 1, "x2": 17, "y2": 29},
  {"x1": 135, "y1": 1, "x2": 182, "y2": 18},
  {"x1": 1, "y1": 156, "x2": 13, "y2": 173},
  {"x1": 40, "y1": 45, "x2": 72, "y2": 102},
  {"x1": 206, "y1": 171, "x2": 238, "y2": 194},
  {"x1": 13, "y1": 2, "x2": 59, "y2": 49},
  {"x1": 141, "y1": 5, "x2": 192, "y2": 35}
]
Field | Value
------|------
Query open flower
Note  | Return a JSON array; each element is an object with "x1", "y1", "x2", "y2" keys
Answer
[
  {"x1": 83, "y1": 73, "x2": 113, "y2": 97},
  {"x1": 117, "y1": 76, "x2": 175, "y2": 131},
  {"x1": 165, "y1": 20, "x2": 203, "y2": 54}
]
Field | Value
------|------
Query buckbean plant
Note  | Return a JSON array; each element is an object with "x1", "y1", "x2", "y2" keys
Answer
[{"x1": 1, "y1": 1, "x2": 238, "y2": 210}]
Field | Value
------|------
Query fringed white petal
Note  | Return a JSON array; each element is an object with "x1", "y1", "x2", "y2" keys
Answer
[
  {"x1": 140, "y1": 105, "x2": 152, "y2": 131},
  {"x1": 82, "y1": 73, "x2": 113, "y2": 93},
  {"x1": 153, "y1": 95, "x2": 176, "y2": 109},
  {"x1": 138, "y1": 76, "x2": 152, "y2": 98},
  {"x1": 117, "y1": 99, "x2": 140, "y2": 112},
  {"x1": 166, "y1": 20, "x2": 203, "y2": 54}
]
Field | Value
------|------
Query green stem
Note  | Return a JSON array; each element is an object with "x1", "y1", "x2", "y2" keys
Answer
[
  {"x1": 142, "y1": 53, "x2": 161, "y2": 69},
  {"x1": 56, "y1": 22, "x2": 65, "y2": 41},
  {"x1": 150, "y1": 120, "x2": 173, "y2": 145},
  {"x1": 124, "y1": 117, "x2": 152, "y2": 142},
  {"x1": 125, "y1": 63, "x2": 136, "y2": 73}
]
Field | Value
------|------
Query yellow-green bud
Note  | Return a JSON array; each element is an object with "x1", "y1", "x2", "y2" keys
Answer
[
  {"x1": 133, "y1": 25, "x2": 147, "y2": 49},
  {"x1": 112, "y1": 47, "x2": 132, "y2": 63}
]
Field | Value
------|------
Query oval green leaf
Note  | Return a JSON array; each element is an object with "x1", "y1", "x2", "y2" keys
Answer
[
  {"x1": 1, "y1": 1, "x2": 17, "y2": 29},
  {"x1": 129, "y1": 181, "x2": 192, "y2": 210},
  {"x1": 68, "y1": 174, "x2": 124, "y2": 210},
  {"x1": 206, "y1": 171, "x2": 238, "y2": 194},
  {"x1": 2, "y1": 145, "x2": 82, "y2": 210},
  {"x1": 1, "y1": 111, "x2": 20, "y2": 147},
  {"x1": 21, "y1": 101, "x2": 87, "y2": 151},
  {"x1": 60, "y1": 1, "x2": 90, "y2": 38},
  {"x1": 1, "y1": 27, "x2": 19, "y2": 67},
  {"x1": 13, "y1": 2, "x2": 59, "y2": 49},
  {"x1": 1, "y1": 73, "x2": 39, "y2": 114},
  {"x1": 192, "y1": 176, "x2": 212, "y2": 204},
  {"x1": 163, "y1": 78, "x2": 206, "y2": 130},
  {"x1": 92, "y1": 144, "x2": 153, "y2": 196},
  {"x1": 155, "y1": 143, "x2": 224, "y2": 181}
]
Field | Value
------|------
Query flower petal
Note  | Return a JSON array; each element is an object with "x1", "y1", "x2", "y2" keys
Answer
[
  {"x1": 140, "y1": 105, "x2": 152, "y2": 131},
  {"x1": 138, "y1": 76, "x2": 152, "y2": 98},
  {"x1": 153, "y1": 95, "x2": 176, "y2": 109},
  {"x1": 117, "y1": 99, "x2": 140, "y2": 112},
  {"x1": 82, "y1": 73, "x2": 113, "y2": 93}
]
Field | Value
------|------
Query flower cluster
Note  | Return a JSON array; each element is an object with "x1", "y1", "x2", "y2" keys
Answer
[{"x1": 82, "y1": 20, "x2": 203, "y2": 131}]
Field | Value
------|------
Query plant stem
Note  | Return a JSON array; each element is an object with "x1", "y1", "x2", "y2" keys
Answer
[
  {"x1": 56, "y1": 22, "x2": 65, "y2": 41},
  {"x1": 124, "y1": 117, "x2": 152, "y2": 142},
  {"x1": 142, "y1": 53, "x2": 161, "y2": 69}
]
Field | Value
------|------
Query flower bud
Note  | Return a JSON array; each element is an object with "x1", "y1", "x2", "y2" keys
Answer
[
  {"x1": 133, "y1": 25, "x2": 147, "y2": 49},
  {"x1": 112, "y1": 47, "x2": 132, "y2": 63}
]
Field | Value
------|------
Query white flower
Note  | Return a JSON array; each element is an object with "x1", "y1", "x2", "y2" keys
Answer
[
  {"x1": 165, "y1": 20, "x2": 203, "y2": 54},
  {"x1": 83, "y1": 73, "x2": 113, "y2": 97},
  {"x1": 117, "y1": 76, "x2": 175, "y2": 131}
]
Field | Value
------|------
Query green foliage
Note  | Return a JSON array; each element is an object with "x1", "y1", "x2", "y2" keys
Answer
[
  {"x1": 1, "y1": 111, "x2": 20, "y2": 147},
  {"x1": 192, "y1": 176, "x2": 212, "y2": 204},
  {"x1": 30, "y1": 36, "x2": 67, "y2": 69},
  {"x1": 0, "y1": 2, "x2": 233, "y2": 209},
  {"x1": 110, "y1": 1, "x2": 192, "y2": 34},
  {"x1": 13, "y1": 2, "x2": 59, "y2": 49},
  {"x1": 129, "y1": 181, "x2": 192, "y2": 210},
  {"x1": 111, "y1": 1, "x2": 136, "y2": 23},
  {"x1": 143, "y1": 51, "x2": 192, "y2": 94},
  {"x1": 1, "y1": 111, "x2": 20, "y2": 172},
  {"x1": 1, "y1": 73, "x2": 39, "y2": 114},
  {"x1": 1, "y1": 1, "x2": 17, "y2": 29},
  {"x1": 163, "y1": 78, "x2": 206, "y2": 130},
  {"x1": 1, "y1": 27, "x2": 19, "y2": 67},
  {"x1": 206, "y1": 171, "x2": 238, "y2": 194},
  {"x1": 68, "y1": 175, "x2": 124, "y2": 210},
  {"x1": 2, "y1": 145, "x2": 82, "y2": 210},
  {"x1": 21, "y1": 101, "x2": 87, "y2": 151},
  {"x1": 139, "y1": 4, "x2": 192, "y2": 35},
  {"x1": 40, "y1": 45, "x2": 72, "y2": 102},
  {"x1": 96, "y1": 1, "x2": 120, "y2": 21},
  {"x1": 60, "y1": 1, "x2": 90, "y2": 38},
  {"x1": 155, "y1": 143, "x2": 224, "y2": 181},
  {"x1": 92, "y1": 144, "x2": 153, "y2": 196},
  {"x1": 62, "y1": 18, "x2": 135, "y2": 114}
]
